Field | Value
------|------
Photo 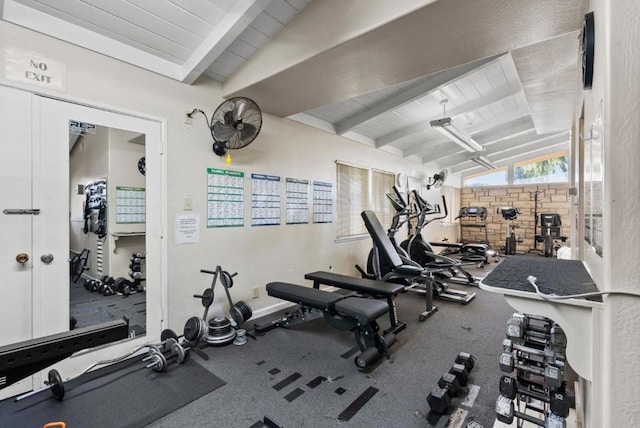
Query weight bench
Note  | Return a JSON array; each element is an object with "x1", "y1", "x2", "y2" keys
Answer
[
  {"x1": 304, "y1": 270, "x2": 406, "y2": 335},
  {"x1": 259, "y1": 282, "x2": 397, "y2": 369}
]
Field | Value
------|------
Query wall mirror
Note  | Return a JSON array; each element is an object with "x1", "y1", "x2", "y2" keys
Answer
[{"x1": 69, "y1": 123, "x2": 147, "y2": 337}]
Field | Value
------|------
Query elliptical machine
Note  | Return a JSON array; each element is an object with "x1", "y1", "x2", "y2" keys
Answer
[
  {"x1": 360, "y1": 187, "x2": 475, "y2": 305},
  {"x1": 497, "y1": 207, "x2": 521, "y2": 255},
  {"x1": 400, "y1": 190, "x2": 479, "y2": 289}
]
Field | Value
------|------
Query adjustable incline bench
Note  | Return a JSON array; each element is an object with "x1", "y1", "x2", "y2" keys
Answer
[
  {"x1": 257, "y1": 282, "x2": 397, "y2": 369},
  {"x1": 304, "y1": 271, "x2": 406, "y2": 335}
]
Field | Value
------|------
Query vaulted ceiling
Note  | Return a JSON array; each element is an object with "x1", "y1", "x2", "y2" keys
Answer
[{"x1": 1, "y1": 0, "x2": 588, "y2": 177}]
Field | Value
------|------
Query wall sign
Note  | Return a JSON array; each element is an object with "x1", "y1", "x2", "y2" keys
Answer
[
  {"x1": 286, "y1": 178, "x2": 309, "y2": 225},
  {"x1": 251, "y1": 173, "x2": 281, "y2": 226},
  {"x1": 312, "y1": 181, "x2": 333, "y2": 224},
  {"x1": 207, "y1": 168, "x2": 244, "y2": 228},
  {"x1": 5, "y1": 46, "x2": 66, "y2": 91},
  {"x1": 116, "y1": 186, "x2": 146, "y2": 224}
]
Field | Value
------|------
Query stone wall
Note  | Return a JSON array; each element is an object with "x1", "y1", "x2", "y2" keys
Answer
[{"x1": 459, "y1": 183, "x2": 571, "y2": 253}]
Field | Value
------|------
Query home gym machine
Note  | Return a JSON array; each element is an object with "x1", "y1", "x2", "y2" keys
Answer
[
  {"x1": 497, "y1": 207, "x2": 521, "y2": 255},
  {"x1": 535, "y1": 213, "x2": 567, "y2": 258},
  {"x1": 457, "y1": 206, "x2": 489, "y2": 245}
]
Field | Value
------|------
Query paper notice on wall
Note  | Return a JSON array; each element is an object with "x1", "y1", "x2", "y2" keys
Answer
[{"x1": 176, "y1": 213, "x2": 199, "y2": 244}]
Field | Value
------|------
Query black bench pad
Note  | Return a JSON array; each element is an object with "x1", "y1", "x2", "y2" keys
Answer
[
  {"x1": 305, "y1": 271, "x2": 404, "y2": 295},
  {"x1": 334, "y1": 298, "x2": 388, "y2": 325},
  {"x1": 266, "y1": 282, "x2": 388, "y2": 325},
  {"x1": 267, "y1": 282, "x2": 342, "y2": 310}
]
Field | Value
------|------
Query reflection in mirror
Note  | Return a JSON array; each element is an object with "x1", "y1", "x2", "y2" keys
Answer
[{"x1": 68, "y1": 122, "x2": 146, "y2": 337}]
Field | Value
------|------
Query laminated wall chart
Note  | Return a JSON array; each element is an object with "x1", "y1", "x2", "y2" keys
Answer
[
  {"x1": 207, "y1": 168, "x2": 244, "y2": 228},
  {"x1": 251, "y1": 174, "x2": 281, "y2": 226},
  {"x1": 312, "y1": 181, "x2": 333, "y2": 223},
  {"x1": 116, "y1": 186, "x2": 145, "y2": 224},
  {"x1": 286, "y1": 178, "x2": 309, "y2": 224}
]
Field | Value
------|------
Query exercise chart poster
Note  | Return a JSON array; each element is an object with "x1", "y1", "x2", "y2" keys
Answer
[
  {"x1": 286, "y1": 178, "x2": 309, "y2": 225},
  {"x1": 312, "y1": 181, "x2": 333, "y2": 224},
  {"x1": 207, "y1": 168, "x2": 244, "y2": 228},
  {"x1": 251, "y1": 173, "x2": 281, "y2": 226}
]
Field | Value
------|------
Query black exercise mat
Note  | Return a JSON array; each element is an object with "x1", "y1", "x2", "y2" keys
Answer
[
  {"x1": 0, "y1": 355, "x2": 226, "y2": 428},
  {"x1": 481, "y1": 256, "x2": 601, "y2": 301}
]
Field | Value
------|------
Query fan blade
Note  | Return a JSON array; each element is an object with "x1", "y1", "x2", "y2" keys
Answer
[
  {"x1": 223, "y1": 110, "x2": 235, "y2": 125},
  {"x1": 240, "y1": 123, "x2": 257, "y2": 140},
  {"x1": 233, "y1": 100, "x2": 248, "y2": 122},
  {"x1": 212, "y1": 121, "x2": 236, "y2": 142},
  {"x1": 227, "y1": 132, "x2": 243, "y2": 149}
]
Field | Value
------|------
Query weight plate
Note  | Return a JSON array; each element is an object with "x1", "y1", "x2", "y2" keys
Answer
[
  {"x1": 200, "y1": 288, "x2": 214, "y2": 307},
  {"x1": 138, "y1": 156, "x2": 146, "y2": 176},
  {"x1": 160, "y1": 329, "x2": 178, "y2": 342},
  {"x1": 48, "y1": 369, "x2": 65, "y2": 401},
  {"x1": 202, "y1": 329, "x2": 236, "y2": 345},
  {"x1": 220, "y1": 271, "x2": 234, "y2": 288},
  {"x1": 184, "y1": 316, "x2": 205, "y2": 342}
]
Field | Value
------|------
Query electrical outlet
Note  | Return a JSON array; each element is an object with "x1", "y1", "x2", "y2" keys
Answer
[
  {"x1": 184, "y1": 111, "x2": 193, "y2": 125},
  {"x1": 183, "y1": 195, "x2": 193, "y2": 211},
  {"x1": 329, "y1": 265, "x2": 333, "y2": 272},
  {"x1": 253, "y1": 287, "x2": 260, "y2": 299}
]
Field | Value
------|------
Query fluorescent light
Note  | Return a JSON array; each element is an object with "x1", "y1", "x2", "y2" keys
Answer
[
  {"x1": 430, "y1": 118, "x2": 484, "y2": 152},
  {"x1": 471, "y1": 156, "x2": 497, "y2": 170}
]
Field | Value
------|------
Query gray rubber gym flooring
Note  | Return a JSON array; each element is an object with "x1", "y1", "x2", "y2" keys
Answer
[
  {"x1": 70, "y1": 277, "x2": 146, "y2": 335},
  {"x1": 149, "y1": 261, "x2": 515, "y2": 428}
]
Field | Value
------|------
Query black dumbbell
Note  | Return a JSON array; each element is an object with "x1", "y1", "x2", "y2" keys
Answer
[
  {"x1": 499, "y1": 375, "x2": 517, "y2": 399},
  {"x1": 449, "y1": 363, "x2": 469, "y2": 385},
  {"x1": 455, "y1": 352, "x2": 475, "y2": 372},
  {"x1": 495, "y1": 395, "x2": 515, "y2": 424},
  {"x1": 550, "y1": 390, "x2": 570, "y2": 418},
  {"x1": 427, "y1": 372, "x2": 460, "y2": 414}
]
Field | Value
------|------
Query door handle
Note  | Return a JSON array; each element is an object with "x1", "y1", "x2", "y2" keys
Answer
[
  {"x1": 3, "y1": 209, "x2": 40, "y2": 215},
  {"x1": 16, "y1": 253, "x2": 29, "y2": 264},
  {"x1": 41, "y1": 254, "x2": 54, "y2": 264}
]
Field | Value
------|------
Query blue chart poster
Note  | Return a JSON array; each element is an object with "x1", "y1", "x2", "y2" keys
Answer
[
  {"x1": 312, "y1": 181, "x2": 333, "y2": 224},
  {"x1": 251, "y1": 173, "x2": 281, "y2": 226},
  {"x1": 207, "y1": 168, "x2": 244, "y2": 228},
  {"x1": 286, "y1": 178, "x2": 309, "y2": 224}
]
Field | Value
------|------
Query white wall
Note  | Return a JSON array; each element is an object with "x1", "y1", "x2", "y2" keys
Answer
[
  {"x1": 579, "y1": 0, "x2": 640, "y2": 426},
  {"x1": 0, "y1": 21, "x2": 443, "y2": 336}
]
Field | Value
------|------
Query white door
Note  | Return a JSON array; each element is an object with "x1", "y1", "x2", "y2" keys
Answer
[
  {"x1": 0, "y1": 87, "x2": 69, "y2": 397},
  {"x1": 0, "y1": 87, "x2": 34, "y2": 347}
]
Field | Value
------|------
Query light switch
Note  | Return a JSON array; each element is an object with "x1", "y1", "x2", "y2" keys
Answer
[{"x1": 183, "y1": 195, "x2": 193, "y2": 211}]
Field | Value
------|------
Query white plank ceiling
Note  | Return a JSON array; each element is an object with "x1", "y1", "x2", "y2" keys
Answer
[{"x1": 1, "y1": 0, "x2": 587, "y2": 177}]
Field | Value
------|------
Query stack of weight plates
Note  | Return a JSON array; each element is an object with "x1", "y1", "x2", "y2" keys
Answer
[{"x1": 203, "y1": 317, "x2": 236, "y2": 346}]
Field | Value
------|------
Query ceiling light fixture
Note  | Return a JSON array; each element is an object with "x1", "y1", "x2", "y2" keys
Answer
[
  {"x1": 471, "y1": 156, "x2": 497, "y2": 170},
  {"x1": 430, "y1": 99, "x2": 484, "y2": 153}
]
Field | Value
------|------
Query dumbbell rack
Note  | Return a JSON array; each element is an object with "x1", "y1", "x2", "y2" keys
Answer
[{"x1": 496, "y1": 313, "x2": 570, "y2": 427}]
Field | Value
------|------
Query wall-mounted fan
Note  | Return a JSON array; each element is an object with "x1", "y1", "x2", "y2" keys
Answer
[
  {"x1": 188, "y1": 97, "x2": 263, "y2": 162},
  {"x1": 426, "y1": 169, "x2": 448, "y2": 190}
]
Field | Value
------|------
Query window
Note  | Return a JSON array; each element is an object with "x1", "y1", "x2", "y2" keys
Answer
[
  {"x1": 514, "y1": 151, "x2": 569, "y2": 184},
  {"x1": 336, "y1": 162, "x2": 369, "y2": 239},
  {"x1": 463, "y1": 167, "x2": 508, "y2": 187},
  {"x1": 371, "y1": 169, "x2": 396, "y2": 230}
]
